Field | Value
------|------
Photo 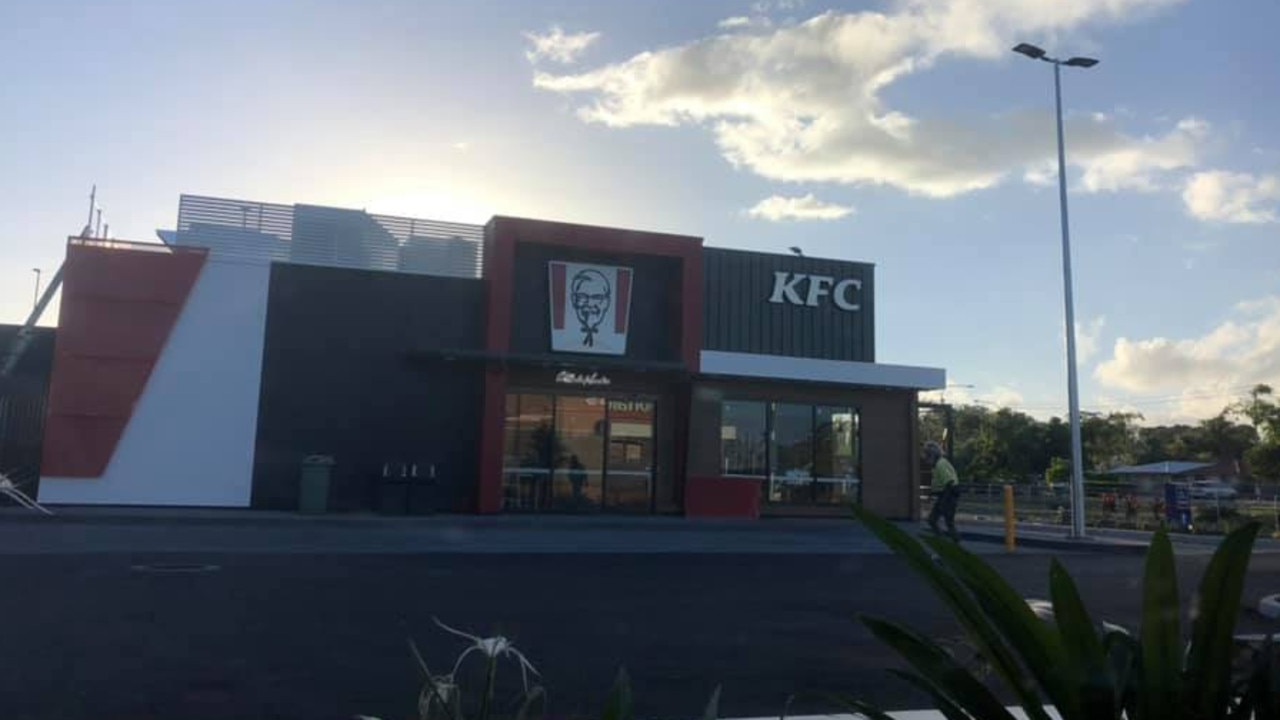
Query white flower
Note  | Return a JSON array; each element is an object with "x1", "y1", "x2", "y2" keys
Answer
[{"x1": 433, "y1": 617, "x2": 540, "y2": 691}]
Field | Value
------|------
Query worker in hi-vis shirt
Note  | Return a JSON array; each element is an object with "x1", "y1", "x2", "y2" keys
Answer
[{"x1": 924, "y1": 441, "x2": 960, "y2": 541}]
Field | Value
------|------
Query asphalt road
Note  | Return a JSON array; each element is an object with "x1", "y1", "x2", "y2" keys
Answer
[{"x1": 3, "y1": 541, "x2": 1280, "y2": 720}]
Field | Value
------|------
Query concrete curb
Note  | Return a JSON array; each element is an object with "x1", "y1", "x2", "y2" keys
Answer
[
  {"x1": 0, "y1": 507, "x2": 865, "y2": 533},
  {"x1": 959, "y1": 529, "x2": 1149, "y2": 554}
]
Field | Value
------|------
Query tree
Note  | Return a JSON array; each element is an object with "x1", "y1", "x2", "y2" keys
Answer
[
  {"x1": 1195, "y1": 413, "x2": 1257, "y2": 462},
  {"x1": 1231, "y1": 384, "x2": 1280, "y2": 481},
  {"x1": 1039, "y1": 417, "x2": 1070, "y2": 470},
  {"x1": 1081, "y1": 411, "x2": 1142, "y2": 471},
  {"x1": 1248, "y1": 443, "x2": 1280, "y2": 482},
  {"x1": 1233, "y1": 384, "x2": 1280, "y2": 442}
]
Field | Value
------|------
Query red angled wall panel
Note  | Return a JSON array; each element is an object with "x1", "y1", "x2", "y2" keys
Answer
[{"x1": 41, "y1": 241, "x2": 207, "y2": 478}]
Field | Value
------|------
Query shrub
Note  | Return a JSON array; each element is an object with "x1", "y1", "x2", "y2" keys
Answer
[{"x1": 844, "y1": 506, "x2": 1278, "y2": 720}]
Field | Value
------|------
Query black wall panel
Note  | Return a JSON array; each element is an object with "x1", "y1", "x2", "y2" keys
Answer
[
  {"x1": 702, "y1": 247, "x2": 875, "y2": 362},
  {"x1": 252, "y1": 265, "x2": 486, "y2": 512},
  {"x1": 508, "y1": 242, "x2": 685, "y2": 364}
]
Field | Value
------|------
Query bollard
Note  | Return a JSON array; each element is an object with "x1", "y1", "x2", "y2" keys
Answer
[{"x1": 1004, "y1": 484, "x2": 1016, "y2": 552}]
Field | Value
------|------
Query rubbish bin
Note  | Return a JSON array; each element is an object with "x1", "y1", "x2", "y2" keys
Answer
[
  {"x1": 299, "y1": 455, "x2": 335, "y2": 514},
  {"x1": 409, "y1": 463, "x2": 438, "y2": 515}
]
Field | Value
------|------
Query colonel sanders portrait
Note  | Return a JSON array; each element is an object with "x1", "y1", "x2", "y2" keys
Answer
[{"x1": 570, "y1": 269, "x2": 611, "y2": 347}]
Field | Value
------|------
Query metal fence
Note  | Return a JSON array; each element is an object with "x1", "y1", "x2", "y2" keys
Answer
[
  {"x1": 0, "y1": 377, "x2": 47, "y2": 503},
  {"x1": 174, "y1": 195, "x2": 485, "y2": 278},
  {"x1": 920, "y1": 481, "x2": 1280, "y2": 535}
]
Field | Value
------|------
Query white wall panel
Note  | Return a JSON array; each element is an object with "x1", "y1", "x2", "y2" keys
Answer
[{"x1": 40, "y1": 257, "x2": 270, "y2": 506}]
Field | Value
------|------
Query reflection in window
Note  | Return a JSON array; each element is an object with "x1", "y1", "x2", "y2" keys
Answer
[
  {"x1": 718, "y1": 400, "x2": 861, "y2": 506},
  {"x1": 605, "y1": 399, "x2": 654, "y2": 511},
  {"x1": 721, "y1": 401, "x2": 767, "y2": 476},
  {"x1": 502, "y1": 394, "x2": 557, "y2": 510},
  {"x1": 814, "y1": 406, "x2": 859, "y2": 505},
  {"x1": 769, "y1": 403, "x2": 814, "y2": 503},
  {"x1": 553, "y1": 395, "x2": 606, "y2": 511}
]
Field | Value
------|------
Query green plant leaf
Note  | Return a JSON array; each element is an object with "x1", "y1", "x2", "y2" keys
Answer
[
  {"x1": 407, "y1": 637, "x2": 458, "y2": 720},
  {"x1": 602, "y1": 668, "x2": 633, "y2": 720},
  {"x1": 923, "y1": 535, "x2": 1075, "y2": 720},
  {"x1": 1103, "y1": 627, "x2": 1140, "y2": 719},
  {"x1": 1230, "y1": 635, "x2": 1277, "y2": 720},
  {"x1": 701, "y1": 685, "x2": 721, "y2": 720},
  {"x1": 1185, "y1": 523, "x2": 1260, "y2": 719},
  {"x1": 851, "y1": 506, "x2": 1054, "y2": 720},
  {"x1": 516, "y1": 686, "x2": 547, "y2": 720},
  {"x1": 1138, "y1": 529, "x2": 1181, "y2": 720},
  {"x1": 821, "y1": 694, "x2": 898, "y2": 720},
  {"x1": 888, "y1": 669, "x2": 977, "y2": 720},
  {"x1": 1049, "y1": 559, "x2": 1116, "y2": 719},
  {"x1": 862, "y1": 615, "x2": 1017, "y2": 720}
]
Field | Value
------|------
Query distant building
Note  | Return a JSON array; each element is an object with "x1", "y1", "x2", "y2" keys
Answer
[{"x1": 1106, "y1": 460, "x2": 1245, "y2": 492}]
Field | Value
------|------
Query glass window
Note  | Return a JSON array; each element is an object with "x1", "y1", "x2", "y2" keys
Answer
[
  {"x1": 769, "y1": 403, "x2": 814, "y2": 503},
  {"x1": 814, "y1": 406, "x2": 859, "y2": 505},
  {"x1": 605, "y1": 399, "x2": 654, "y2": 511},
  {"x1": 721, "y1": 401, "x2": 767, "y2": 476},
  {"x1": 502, "y1": 394, "x2": 556, "y2": 510},
  {"x1": 552, "y1": 395, "x2": 606, "y2": 511}
]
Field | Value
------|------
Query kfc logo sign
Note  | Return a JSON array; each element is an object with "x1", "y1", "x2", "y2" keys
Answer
[
  {"x1": 549, "y1": 262, "x2": 634, "y2": 355},
  {"x1": 768, "y1": 272, "x2": 861, "y2": 311}
]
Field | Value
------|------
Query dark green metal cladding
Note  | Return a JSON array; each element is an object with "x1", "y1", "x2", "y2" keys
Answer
[{"x1": 702, "y1": 247, "x2": 875, "y2": 362}]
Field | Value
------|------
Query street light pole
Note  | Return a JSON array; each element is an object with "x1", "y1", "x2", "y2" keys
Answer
[
  {"x1": 1053, "y1": 61, "x2": 1088, "y2": 541},
  {"x1": 1013, "y1": 43, "x2": 1098, "y2": 540}
]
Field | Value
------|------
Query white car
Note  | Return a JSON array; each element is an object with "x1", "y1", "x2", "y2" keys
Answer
[{"x1": 1189, "y1": 480, "x2": 1238, "y2": 501}]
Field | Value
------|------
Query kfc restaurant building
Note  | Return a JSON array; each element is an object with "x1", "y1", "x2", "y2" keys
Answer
[{"x1": 36, "y1": 195, "x2": 944, "y2": 519}]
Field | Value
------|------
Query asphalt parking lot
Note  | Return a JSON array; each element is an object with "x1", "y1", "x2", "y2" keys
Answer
[{"x1": 0, "y1": 515, "x2": 1277, "y2": 720}]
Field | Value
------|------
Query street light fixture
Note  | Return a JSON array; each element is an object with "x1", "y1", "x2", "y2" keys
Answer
[{"x1": 1013, "y1": 42, "x2": 1099, "y2": 541}]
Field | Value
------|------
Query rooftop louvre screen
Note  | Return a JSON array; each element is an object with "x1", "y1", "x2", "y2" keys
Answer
[{"x1": 174, "y1": 194, "x2": 485, "y2": 279}]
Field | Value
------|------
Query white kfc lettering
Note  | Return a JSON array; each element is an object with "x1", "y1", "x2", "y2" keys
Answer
[
  {"x1": 805, "y1": 275, "x2": 834, "y2": 307},
  {"x1": 768, "y1": 271, "x2": 806, "y2": 305},
  {"x1": 768, "y1": 272, "x2": 862, "y2": 312},
  {"x1": 833, "y1": 278, "x2": 862, "y2": 311}
]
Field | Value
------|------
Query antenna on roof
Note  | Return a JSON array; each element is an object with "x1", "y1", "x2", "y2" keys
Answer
[
  {"x1": 81, "y1": 185, "x2": 96, "y2": 238},
  {"x1": 103, "y1": 223, "x2": 109, "y2": 240},
  {"x1": 95, "y1": 208, "x2": 103, "y2": 239}
]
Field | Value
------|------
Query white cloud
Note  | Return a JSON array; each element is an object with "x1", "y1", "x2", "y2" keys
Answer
[
  {"x1": 1182, "y1": 170, "x2": 1280, "y2": 224},
  {"x1": 753, "y1": 0, "x2": 805, "y2": 13},
  {"x1": 532, "y1": 0, "x2": 1196, "y2": 198},
  {"x1": 1075, "y1": 316, "x2": 1106, "y2": 364},
  {"x1": 1077, "y1": 117, "x2": 1206, "y2": 192},
  {"x1": 718, "y1": 16, "x2": 773, "y2": 30},
  {"x1": 988, "y1": 385, "x2": 1027, "y2": 409},
  {"x1": 524, "y1": 26, "x2": 602, "y2": 65},
  {"x1": 1095, "y1": 296, "x2": 1280, "y2": 419},
  {"x1": 745, "y1": 193, "x2": 854, "y2": 221},
  {"x1": 920, "y1": 384, "x2": 1025, "y2": 410}
]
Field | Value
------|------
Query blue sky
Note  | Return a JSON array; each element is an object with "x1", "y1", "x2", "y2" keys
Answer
[{"x1": 2, "y1": 0, "x2": 1278, "y2": 422}]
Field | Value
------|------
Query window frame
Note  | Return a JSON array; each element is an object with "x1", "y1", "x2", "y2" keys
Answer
[{"x1": 718, "y1": 398, "x2": 862, "y2": 506}]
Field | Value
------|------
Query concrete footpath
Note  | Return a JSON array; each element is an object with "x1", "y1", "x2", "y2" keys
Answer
[
  {"x1": 0, "y1": 505, "x2": 1044, "y2": 555},
  {"x1": 0, "y1": 504, "x2": 1270, "y2": 555},
  {"x1": 960, "y1": 519, "x2": 1280, "y2": 555}
]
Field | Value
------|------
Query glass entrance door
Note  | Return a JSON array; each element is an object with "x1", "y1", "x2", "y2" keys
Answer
[
  {"x1": 604, "y1": 398, "x2": 654, "y2": 511},
  {"x1": 501, "y1": 392, "x2": 656, "y2": 513}
]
